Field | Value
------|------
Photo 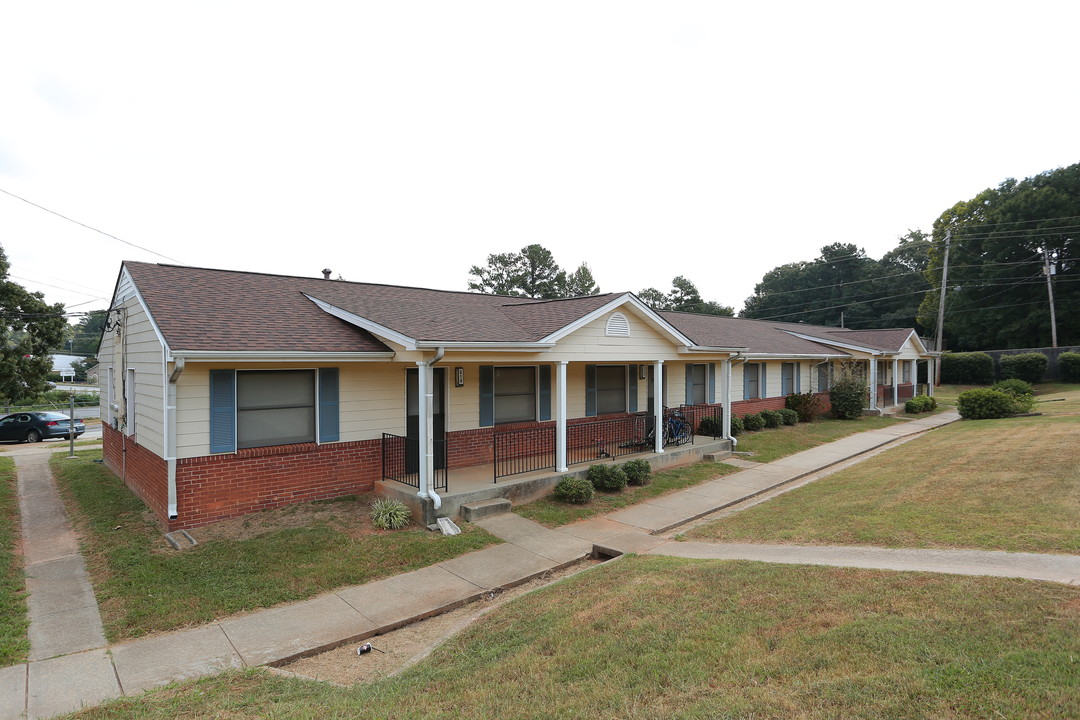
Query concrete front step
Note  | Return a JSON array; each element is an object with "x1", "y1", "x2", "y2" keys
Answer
[{"x1": 460, "y1": 498, "x2": 512, "y2": 522}]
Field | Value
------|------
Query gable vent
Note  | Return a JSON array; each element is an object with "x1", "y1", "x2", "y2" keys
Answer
[{"x1": 605, "y1": 312, "x2": 630, "y2": 337}]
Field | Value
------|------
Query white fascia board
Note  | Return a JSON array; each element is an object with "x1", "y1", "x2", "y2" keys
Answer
[
  {"x1": 305, "y1": 294, "x2": 418, "y2": 350},
  {"x1": 741, "y1": 352, "x2": 850, "y2": 360},
  {"x1": 681, "y1": 345, "x2": 749, "y2": 353},
  {"x1": 782, "y1": 331, "x2": 883, "y2": 356},
  {"x1": 168, "y1": 351, "x2": 395, "y2": 362},
  {"x1": 539, "y1": 293, "x2": 696, "y2": 347},
  {"x1": 116, "y1": 265, "x2": 172, "y2": 354},
  {"x1": 415, "y1": 341, "x2": 555, "y2": 350}
]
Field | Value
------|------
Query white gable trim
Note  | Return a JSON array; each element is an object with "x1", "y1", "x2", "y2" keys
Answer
[
  {"x1": 169, "y1": 350, "x2": 395, "y2": 362},
  {"x1": 900, "y1": 330, "x2": 929, "y2": 355},
  {"x1": 782, "y1": 331, "x2": 884, "y2": 356},
  {"x1": 113, "y1": 265, "x2": 171, "y2": 353},
  {"x1": 539, "y1": 293, "x2": 697, "y2": 348},
  {"x1": 305, "y1": 294, "x2": 419, "y2": 350}
]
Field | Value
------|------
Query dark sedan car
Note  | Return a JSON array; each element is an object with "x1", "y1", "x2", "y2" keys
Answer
[{"x1": 0, "y1": 412, "x2": 85, "y2": 443}]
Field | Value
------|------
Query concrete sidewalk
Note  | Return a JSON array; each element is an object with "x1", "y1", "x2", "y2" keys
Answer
[{"x1": 8, "y1": 409, "x2": 1074, "y2": 719}]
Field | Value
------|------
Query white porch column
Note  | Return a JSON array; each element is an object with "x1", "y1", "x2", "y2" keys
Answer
[
  {"x1": 868, "y1": 358, "x2": 878, "y2": 411},
  {"x1": 654, "y1": 360, "x2": 665, "y2": 454},
  {"x1": 416, "y1": 359, "x2": 440, "y2": 508},
  {"x1": 721, "y1": 358, "x2": 732, "y2": 440},
  {"x1": 556, "y1": 361, "x2": 568, "y2": 472},
  {"x1": 892, "y1": 358, "x2": 899, "y2": 406},
  {"x1": 928, "y1": 359, "x2": 935, "y2": 397}
]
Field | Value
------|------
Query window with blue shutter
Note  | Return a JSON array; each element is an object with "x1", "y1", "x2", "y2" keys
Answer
[
  {"x1": 708, "y1": 363, "x2": 716, "y2": 403},
  {"x1": 318, "y1": 368, "x2": 339, "y2": 442},
  {"x1": 585, "y1": 365, "x2": 597, "y2": 417},
  {"x1": 479, "y1": 366, "x2": 494, "y2": 427},
  {"x1": 628, "y1": 365, "x2": 638, "y2": 412},
  {"x1": 209, "y1": 369, "x2": 236, "y2": 453},
  {"x1": 539, "y1": 365, "x2": 552, "y2": 421}
]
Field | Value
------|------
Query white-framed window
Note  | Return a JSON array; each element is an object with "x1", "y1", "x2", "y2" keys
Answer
[
  {"x1": 744, "y1": 364, "x2": 761, "y2": 399},
  {"x1": 494, "y1": 366, "x2": 536, "y2": 425},
  {"x1": 595, "y1": 365, "x2": 627, "y2": 415},
  {"x1": 817, "y1": 364, "x2": 829, "y2": 392},
  {"x1": 688, "y1": 364, "x2": 707, "y2": 405},
  {"x1": 236, "y1": 370, "x2": 316, "y2": 449},
  {"x1": 106, "y1": 367, "x2": 115, "y2": 427},
  {"x1": 125, "y1": 368, "x2": 136, "y2": 436},
  {"x1": 781, "y1": 362, "x2": 796, "y2": 396},
  {"x1": 902, "y1": 360, "x2": 912, "y2": 383}
]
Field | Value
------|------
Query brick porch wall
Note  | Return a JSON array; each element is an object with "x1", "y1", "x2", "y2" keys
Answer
[
  {"x1": 732, "y1": 392, "x2": 833, "y2": 417},
  {"x1": 171, "y1": 438, "x2": 382, "y2": 530}
]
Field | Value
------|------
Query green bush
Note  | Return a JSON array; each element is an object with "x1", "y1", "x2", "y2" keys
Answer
[
  {"x1": 779, "y1": 408, "x2": 799, "y2": 426},
  {"x1": 940, "y1": 352, "x2": 995, "y2": 385},
  {"x1": 697, "y1": 415, "x2": 723, "y2": 438},
  {"x1": 785, "y1": 392, "x2": 820, "y2": 422},
  {"x1": 369, "y1": 497, "x2": 411, "y2": 530},
  {"x1": 760, "y1": 409, "x2": 783, "y2": 428},
  {"x1": 829, "y1": 364, "x2": 867, "y2": 420},
  {"x1": 1059, "y1": 352, "x2": 1080, "y2": 383},
  {"x1": 742, "y1": 413, "x2": 765, "y2": 431},
  {"x1": 999, "y1": 353, "x2": 1047, "y2": 384},
  {"x1": 621, "y1": 459, "x2": 652, "y2": 486},
  {"x1": 729, "y1": 416, "x2": 744, "y2": 436},
  {"x1": 904, "y1": 395, "x2": 937, "y2": 414},
  {"x1": 957, "y1": 388, "x2": 1030, "y2": 419},
  {"x1": 553, "y1": 475, "x2": 593, "y2": 504},
  {"x1": 587, "y1": 464, "x2": 628, "y2": 492},
  {"x1": 992, "y1": 378, "x2": 1034, "y2": 397}
]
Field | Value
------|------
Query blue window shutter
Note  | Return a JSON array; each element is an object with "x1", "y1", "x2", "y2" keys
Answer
[
  {"x1": 539, "y1": 365, "x2": 552, "y2": 421},
  {"x1": 761, "y1": 364, "x2": 768, "y2": 398},
  {"x1": 685, "y1": 365, "x2": 693, "y2": 405},
  {"x1": 708, "y1": 363, "x2": 716, "y2": 404},
  {"x1": 585, "y1": 365, "x2": 597, "y2": 417},
  {"x1": 781, "y1": 363, "x2": 791, "y2": 396},
  {"x1": 743, "y1": 365, "x2": 751, "y2": 400},
  {"x1": 796, "y1": 362, "x2": 802, "y2": 393},
  {"x1": 479, "y1": 366, "x2": 494, "y2": 427},
  {"x1": 209, "y1": 369, "x2": 236, "y2": 453},
  {"x1": 628, "y1": 365, "x2": 638, "y2": 412},
  {"x1": 318, "y1": 368, "x2": 339, "y2": 442}
]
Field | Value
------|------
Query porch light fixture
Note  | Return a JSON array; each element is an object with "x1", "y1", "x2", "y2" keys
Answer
[
  {"x1": 455, "y1": 367, "x2": 464, "y2": 387},
  {"x1": 640, "y1": 364, "x2": 647, "y2": 379}
]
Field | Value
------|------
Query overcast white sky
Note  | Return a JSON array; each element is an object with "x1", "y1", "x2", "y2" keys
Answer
[{"x1": 3, "y1": 1, "x2": 1078, "y2": 324}]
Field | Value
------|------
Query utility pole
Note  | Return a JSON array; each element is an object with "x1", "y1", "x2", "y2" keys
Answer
[
  {"x1": 933, "y1": 230, "x2": 951, "y2": 388},
  {"x1": 1043, "y1": 244, "x2": 1059, "y2": 348}
]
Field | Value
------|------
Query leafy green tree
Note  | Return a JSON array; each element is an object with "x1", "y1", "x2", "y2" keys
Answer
[
  {"x1": 0, "y1": 244, "x2": 67, "y2": 401},
  {"x1": 69, "y1": 310, "x2": 107, "y2": 355},
  {"x1": 638, "y1": 277, "x2": 733, "y2": 316},
  {"x1": 468, "y1": 245, "x2": 599, "y2": 298},
  {"x1": 917, "y1": 164, "x2": 1080, "y2": 350}
]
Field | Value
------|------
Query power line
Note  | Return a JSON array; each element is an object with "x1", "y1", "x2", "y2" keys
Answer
[{"x1": 0, "y1": 187, "x2": 184, "y2": 264}]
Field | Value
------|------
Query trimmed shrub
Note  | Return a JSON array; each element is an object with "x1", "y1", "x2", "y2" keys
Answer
[
  {"x1": 729, "y1": 416, "x2": 744, "y2": 436},
  {"x1": 622, "y1": 459, "x2": 652, "y2": 486},
  {"x1": 957, "y1": 388, "x2": 1030, "y2": 419},
  {"x1": 553, "y1": 475, "x2": 593, "y2": 504},
  {"x1": 999, "y1": 353, "x2": 1047, "y2": 384},
  {"x1": 779, "y1": 408, "x2": 799, "y2": 426},
  {"x1": 829, "y1": 364, "x2": 867, "y2": 420},
  {"x1": 369, "y1": 498, "x2": 411, "y2": 530},
  {"x1": 904, "y1": 395, "x2": 937, "y2": 414},
  {"x1": 992, "y1": 378, "x2": 1034, "y2": 398},
  {"x1": 760, "y1": 409, "x2": 783, "y2": 429},
  {"x1": 742, "y1": 413, "x2": 765, "y2": 431},
  {"x1": 698, "y1": 415, "x2": 723, "y2": 438},
  {"x1": 940, "y1": 352, "x2": 994, "y2": 385},
  {"x1": 785, "y1": 392, "x2": 820, "y2": 422},
  {"x1": 1059, "y1": 352, "x2": 1080, "y2": 383},
  {"x1": 587, "y1": 464, "x2": 628, "y2": 492}
]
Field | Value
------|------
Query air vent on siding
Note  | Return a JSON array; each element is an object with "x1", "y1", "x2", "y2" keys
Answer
[{"x1": 606, "y1": 312, "x2": 630, "y2": 337}]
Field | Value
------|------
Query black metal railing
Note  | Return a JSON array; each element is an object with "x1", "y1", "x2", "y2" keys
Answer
[
  {"x1": 679, "y1": 403, "x2": 723, "y2": 439},
  {"x1": 493, "y1": 426, "x2": 555, "y2": 482},
  {"x1": 381, "y1": 433, "x2": 448, "y2": 491},
  {"x1": 567, "y1": 415, "x2": 649, "y2": 466}
]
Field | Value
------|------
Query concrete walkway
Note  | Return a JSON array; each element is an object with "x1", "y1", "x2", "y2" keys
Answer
[{"x1": 4, "y1": 410, "x2": 1076, "y2": 719}]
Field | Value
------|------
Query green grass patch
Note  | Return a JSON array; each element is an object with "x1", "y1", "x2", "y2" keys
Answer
[
  {"x1": 732, "y1": 415, "x2": 903, "y2": 463},
  {"x1": 50, "y1": 451, "x2": 500, "y2": 642},
  {"x1": 688, "y1": 415, "x2": 1080, "y2": 553},
  {"x1": 513, "y1": 460, "x2": 740, "y2": 527},
  {"x1": 68, "y1": 557, "x2": 1080, "y2": 719},
  {"x1": 0, "y1": 457, "x2": 29, "y2": 666}
]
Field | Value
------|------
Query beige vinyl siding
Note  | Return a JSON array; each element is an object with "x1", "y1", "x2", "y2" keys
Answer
[
  {"x1": 110, "y1": 296, "x2": 167, "y2": 456},
  {"x1": 545, "y1": 311, "x2": 686, "y2": 362}
]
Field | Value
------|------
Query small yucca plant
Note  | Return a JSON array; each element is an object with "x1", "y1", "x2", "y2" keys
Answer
[{"x1": 370, "y1": 497, "x2": 411, "y2": 530}]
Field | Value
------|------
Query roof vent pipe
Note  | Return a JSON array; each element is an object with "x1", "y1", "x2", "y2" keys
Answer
[{"x1": 322, "y1": 268, "x2": 332, "y2": 280}]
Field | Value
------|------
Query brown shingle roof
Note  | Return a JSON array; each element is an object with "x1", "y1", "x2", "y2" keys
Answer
[{"x1": 659, "y1": 312, "x2": 845, "y2": 355}]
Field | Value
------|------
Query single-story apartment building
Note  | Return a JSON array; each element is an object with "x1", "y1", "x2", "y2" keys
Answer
[{"x1": 98, "y1": 262, "x2": 935, "y2": 530}]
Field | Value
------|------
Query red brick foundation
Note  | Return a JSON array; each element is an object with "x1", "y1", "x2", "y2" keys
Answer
[{"x1": 102, "y1": 423, "x2": 169, "y2": 522}]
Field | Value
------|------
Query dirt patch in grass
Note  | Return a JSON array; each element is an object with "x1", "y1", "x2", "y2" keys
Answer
[
  {"x1": 281, "y1": 558, "x2": 601, "y2": 686},
  {"x1": 188, "y1": 495, "x2": 380, "y2": 544}
]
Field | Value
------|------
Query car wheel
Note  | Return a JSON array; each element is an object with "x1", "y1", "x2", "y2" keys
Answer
[{"x1": 26, "y1": 429, "x2": 43, "y2": 443}]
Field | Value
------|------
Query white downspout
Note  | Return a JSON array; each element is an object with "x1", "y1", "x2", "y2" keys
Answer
[
  {"x1": 868, "y1": 357, "x2": 878, "y2": 411},
  {"x1": 417, "y1": 348, "x2": 445, "y2": 511},
  {"x1": 165, "y1": 356, "x2": 184, "y2": 521},
  {"x1": 891, "y1": 358, "x2": 899, "y2": 407},
  {"x1": 653, "y1": 360, "x2": 664, "y2": 454},
  {"x1": 726, "y1": 354, "x2": 749, "y2": 447},
  {"x1": 556, "y1": 361, "x2": 568, "y2": 472}
]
